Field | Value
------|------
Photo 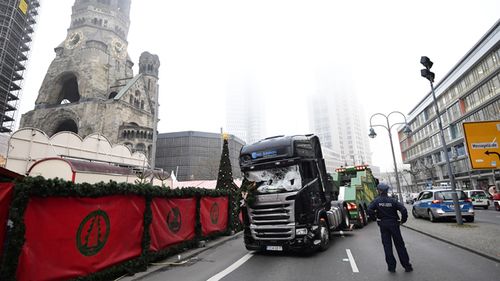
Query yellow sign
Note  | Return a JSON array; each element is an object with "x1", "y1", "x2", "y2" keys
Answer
[
  {"x1": 19, "y1": 0, "x2": 28, "y2": 15},
  {"x1": 463, "y1": 120, "x2": 500, "y2": 169}
]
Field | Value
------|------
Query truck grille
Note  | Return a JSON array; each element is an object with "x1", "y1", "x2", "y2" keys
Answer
[{"x1": 248, "y1": 194, "x2": 296, "y2": 240}]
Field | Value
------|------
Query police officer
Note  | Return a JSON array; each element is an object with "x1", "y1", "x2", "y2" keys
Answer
[{"x1": 367, "y1": 183, "x2": 413, "y2": 273}]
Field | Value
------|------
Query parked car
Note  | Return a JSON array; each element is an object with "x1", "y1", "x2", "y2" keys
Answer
[
  {"x1": 463, "y1": 190, "x2": 490, "y2": 209},
  {"x1": 405, "y1": 192, "x2": 419, "y2": 204},
  {"x1": 412, "y1": 189, "x2": 474, "y2": 222},
  {"x1": 493, "y1": 193, "x2": 500, "y2": 211}
]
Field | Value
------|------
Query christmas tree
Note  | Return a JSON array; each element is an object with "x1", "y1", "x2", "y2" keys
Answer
[
  {"x1": 216, "y1": 133, "x2": 242, "y2": 232},
  {"x1": 215, "y1": 133, "x2": 238, "y2": 192}
]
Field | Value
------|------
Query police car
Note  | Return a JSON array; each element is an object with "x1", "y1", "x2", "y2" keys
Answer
[
  {"x1": 463, "y1": 190, "x2": 490, "y2": 209},
  {"x1": 412, "y1": 189, "x2": 474, "y2": 222}
]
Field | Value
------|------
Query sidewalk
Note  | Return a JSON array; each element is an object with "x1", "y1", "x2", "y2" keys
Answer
[{"x1": 402, "y1": 206, "x2": 500, "y2": 263}]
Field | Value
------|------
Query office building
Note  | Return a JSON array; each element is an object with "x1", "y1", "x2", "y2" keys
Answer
[
  {"x1": 399, "y1": 20, "x2": 499, "y2": 190},
  {"x1": 226, "y1": 74, "x2": 265, "y2": 145},
  {"x1": 155, "y1": 131, "x2": 245, "y2": 181},
  {"x1": 309, "y1": 70, "x2": 372, "y2": 168}
]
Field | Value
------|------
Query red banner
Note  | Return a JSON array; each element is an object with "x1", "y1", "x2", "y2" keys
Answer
[
  {"x1": 0, "y1": 182, "x2": 14, "y2": 258},
  {"x1": 16, "y1": 196, "x2": 145, "y2": 281},
  {"x1": 200, "y1": 197, "x2": 228, "y2": 236},
  {"x1": 150, "y1": 198, "x2": 196, "y2": 251}
]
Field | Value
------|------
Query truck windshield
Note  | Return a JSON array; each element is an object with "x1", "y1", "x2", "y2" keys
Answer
[{"x1": 245, "y1": 165, "x2": 302, "y2": 194}]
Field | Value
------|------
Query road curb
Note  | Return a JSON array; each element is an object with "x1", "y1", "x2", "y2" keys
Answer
[
  {"x1": 402, "y1": 224, "x2": 500, "y2": 263},
  {"x1": 125, "y1": 232, "x2": 244, "y2": 281}
]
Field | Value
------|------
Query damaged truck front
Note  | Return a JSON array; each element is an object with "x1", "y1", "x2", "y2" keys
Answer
[{"x1": 239, "y1": 135, "x2": 350, "y2": 253}]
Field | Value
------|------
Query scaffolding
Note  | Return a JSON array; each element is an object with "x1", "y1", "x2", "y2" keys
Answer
[{"x1": 0, "y1": 0, "x2": 40, "y2": 133}]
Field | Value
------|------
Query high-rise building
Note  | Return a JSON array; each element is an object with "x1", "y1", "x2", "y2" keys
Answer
[
  {"x1": 20, "y1": 0, "x2": 160, "y2": 163},
  {"x1": 225, "y1": 74, "x2": 265, "y2": 145},
  {"x1": 155, "y1": 131, "x2": 244, "y2": 181},
  {"x1": 399, "y1": 20, "x2": 499, "y2": 190},
  {"x1": 309, "y1": 70, "x2": 372, "y2": 169},
  {"x1": 0, "y1": 0, "x2": 40, "y2": 133}
]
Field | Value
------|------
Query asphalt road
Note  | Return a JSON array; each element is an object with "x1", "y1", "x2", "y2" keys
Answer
[
  {"x1": 474, "y1": 205, "x2": 500, "y2": 225},
  {"x1": 133, "y1": 222, "x2": 500, "y2": 281}
]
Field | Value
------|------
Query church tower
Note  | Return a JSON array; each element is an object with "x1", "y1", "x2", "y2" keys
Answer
[{"x1": 20, "y1": 0, "x2": 160, "y2": 162}]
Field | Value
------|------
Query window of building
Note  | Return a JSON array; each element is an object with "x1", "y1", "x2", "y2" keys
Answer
[
  {"x1": 449, "y1": 124, "x2": 458, "y2": 140},
  {"x1": 56, "y1": 74, "x2": 80, "y2": 104}
]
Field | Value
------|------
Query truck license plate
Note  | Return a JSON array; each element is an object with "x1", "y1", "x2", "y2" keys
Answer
[{"x1": 266, "y1": 246, "x2": 283, "y2": 251}]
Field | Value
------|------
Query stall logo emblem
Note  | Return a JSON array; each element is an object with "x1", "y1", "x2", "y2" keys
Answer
[{"x1": 76, "y1": 210, "x2": 110, "y2": 256}]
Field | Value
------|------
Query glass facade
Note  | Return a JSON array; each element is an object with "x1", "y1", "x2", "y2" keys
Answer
[
  {"x1": 155, "y1": 131, "x2": 244, "y2": 181},
  {"x1": 399, "y1": 21, "x2": 500, "y2": 190}
]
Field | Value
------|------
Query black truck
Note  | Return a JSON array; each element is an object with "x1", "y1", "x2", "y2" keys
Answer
[{"x1": 239, "y1": 134, "x2": 350, "y2": 252}]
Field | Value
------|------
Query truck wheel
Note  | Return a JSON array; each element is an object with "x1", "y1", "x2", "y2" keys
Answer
[
  {"x1": 362, "y1": 207, "x2": 368, "y2": 226},
  {"x1": 495, "y1": 202, "x2": 500, "y2": 211},
  {"x1": 318, "y1": 219, "x2": 330, "y2": 251},
  {"x1": 355, "y1": 208, "x2": 365, "y2": 229},
  {"x1": 340, "y1": 206, "x2": 350, "y2": 229},
  {"x1": 465, "y1": 216, "x2": 475, "y2": 223}
]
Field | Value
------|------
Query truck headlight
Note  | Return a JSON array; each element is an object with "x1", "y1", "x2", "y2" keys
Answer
[{"x1": 296, "y1": 228, "x2": 307, "y2": 235}]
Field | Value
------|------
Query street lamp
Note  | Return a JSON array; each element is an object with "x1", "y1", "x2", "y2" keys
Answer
[
  {"x1": 369, "y1": 111, "x2": 412, "y2": 203},
  {"x1": 420, "y1": 56, "x2": 463, "y2": 225}
]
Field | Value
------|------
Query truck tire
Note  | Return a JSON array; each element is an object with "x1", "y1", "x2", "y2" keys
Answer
[
  {"x1": 340, "y1": 205, "x2": 350, "y2": 229},
  {"x1": 355, "y1": 207, "x2": 365, "y2": 229},
  {"x1": 362, "y1": 207, "x2": 368, "y2": 226},
  {"x1": 318, "y1": 219, "x2": 330, "y2": 251}
]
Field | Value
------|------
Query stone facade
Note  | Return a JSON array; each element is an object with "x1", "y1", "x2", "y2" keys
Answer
[{"x1": 20, "y1": 0, "x2": 160, "y2": 161}]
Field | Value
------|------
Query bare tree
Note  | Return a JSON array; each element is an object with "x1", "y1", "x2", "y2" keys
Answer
[
  {"x1": 135, "y1": 169, "x2": 153, "y2": 185},
  {"x1": 154, "y1": 170, "x2": 171, "y2": 188},
  {"x1": 403, "y1": 162, "x2": 421, "y2": 193}
]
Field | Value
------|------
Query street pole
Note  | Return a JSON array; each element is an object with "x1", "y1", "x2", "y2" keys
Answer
[
  {"x1": 421, "y1": 56, "x2": 463, "y2": 225},
  {"x1": 387, "y1": 118, "x2": 404, "y2": 204},
  {"x1": 369, "y1": 111, "x2": 412, "y2": 204}
]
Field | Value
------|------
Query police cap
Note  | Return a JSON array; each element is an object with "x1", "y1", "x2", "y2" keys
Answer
[{"x1": 377, "y1": 183, "x2": 390, "y2": 192}]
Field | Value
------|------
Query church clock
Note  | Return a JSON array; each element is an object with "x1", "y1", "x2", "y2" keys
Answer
[
  {"x1": 65, "y1": 31, "x2": 83, "y2": 49},
  {"x1": 111, "y1": 38, "x2": 127, "y2": 59}
]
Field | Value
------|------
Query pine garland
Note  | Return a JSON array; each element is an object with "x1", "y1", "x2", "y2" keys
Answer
[{"x1": 0, "y1": 176, "x2": 234, "y2": 281}]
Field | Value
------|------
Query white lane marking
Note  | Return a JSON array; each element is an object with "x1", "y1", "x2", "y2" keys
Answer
[
  {"x1": 206, "y1": 253, "x2": 254, "y2": 281},
  {"x1": 346, "y1": 249, "x2": 359, "y2": 273}
]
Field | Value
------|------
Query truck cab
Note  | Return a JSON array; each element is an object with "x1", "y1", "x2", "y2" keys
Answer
[{"x1": 239, "y1": 135, "x2": 349, "y2": 252}]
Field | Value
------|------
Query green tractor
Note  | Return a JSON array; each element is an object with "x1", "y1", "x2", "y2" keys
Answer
[{"x1": 331, "y1": 165, "x2": 378, "y2": 228}]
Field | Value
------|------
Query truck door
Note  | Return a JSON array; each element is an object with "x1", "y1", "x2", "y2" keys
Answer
[{"x1": 296, "y1": 161, "x2": 324, "y2": 222}]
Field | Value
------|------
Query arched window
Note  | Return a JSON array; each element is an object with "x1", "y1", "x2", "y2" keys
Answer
[
  {"x1": 56, "y1": 74, "x2": 80, "y2": 105},
  {"x1": 54, "y1": 119, "x2": 78, "y2": 135},
  {"x1": 136, "y1": 143, "x2": 146, "y2": 152}
]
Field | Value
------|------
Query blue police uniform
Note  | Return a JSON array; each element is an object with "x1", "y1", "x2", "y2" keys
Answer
[{"x1": 367, "y1": 183, "x2": 413, "y2": 273}]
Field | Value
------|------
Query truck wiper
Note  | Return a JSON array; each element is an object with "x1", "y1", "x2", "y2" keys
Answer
[{"x1": 301, "y1": 178, "x2": 319, "y2": 189}]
